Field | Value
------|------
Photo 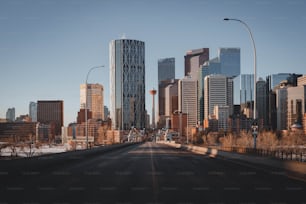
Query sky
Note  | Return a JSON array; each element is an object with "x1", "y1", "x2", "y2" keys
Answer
[{"x1": 1, "y1": 0, "x2": 306, "y2": 126}]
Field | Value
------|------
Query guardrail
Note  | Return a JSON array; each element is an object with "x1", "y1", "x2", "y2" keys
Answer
[{"x1": 218, "y1": 146, "x2": 306, "y2": 162}]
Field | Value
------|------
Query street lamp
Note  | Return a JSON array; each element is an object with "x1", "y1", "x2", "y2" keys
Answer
[
  {"x1": 85, "y1": 65, "x2": 104, "y2": 149},
  {"x1": 224, "y1": 18, "x2": 257, "y2": 148}
]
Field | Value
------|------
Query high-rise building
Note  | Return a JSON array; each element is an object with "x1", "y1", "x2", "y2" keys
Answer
[
  {"x1": 80, "y1": 83, "x2": 104, "y2": 120},
  {"x1": 287, "y1": 85, "x2": 306, "y2": 129},
  {"x1": 29, "y1": 101, "x2": 37, "y2": 122},
  {"x1": 256, "y1": 78, "x2": 268, "y2": 128},
  {"x1": 219, "y1": 48, "x2": 240, "y2": 78},
  {"x1": 109, "y1": 39, "x2": 146, "y2": 130},
  {"x1": 158, "y1": 58, "x2": 175, "y2": 127},
  {"x1": 198, "y1": 48, "x2": 240, "y2": 124},
  {"x1": 178, "y1": 76, "x2": 198, "y2": 128},
  {"x1": 37, "y1": 100, "x2": 64, "y2": 136},
  {"x1": 240, "y1": 74, "x2": 254, "y2": 117},
  {"x1": 184, "y1": 48, "x2": 209, "y2": 78},
  {"x1": 164, "y1": 81, "x2": 178, "y2": 117},
  {"x1": 6, "y1": 107, "x2": 15, "y2": 122},
  {"x1": 214, "y1": 105, "x2": 230, "y2": 131},
  {"x1": 204, "y1": 74, "x2": 233, "y2": 121},
  {"x1": 158, "y1": 58, "x2": 175, "y2": 84},
  {"x1": 275, "y1": 84, "x2": 289, "y2": 131}
]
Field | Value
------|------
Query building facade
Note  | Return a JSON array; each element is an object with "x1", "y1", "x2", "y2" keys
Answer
[
  {"x1": 240, "y1": 74, "x2": 254, "y2": 117},
  {"x1": 184, "y1": 48, "x2": 209, "y2": 78},
  {"x1": 204, "y1": 74, "x2": 233, "y2": 122},
  {"x1": 287, "y1": 85, "x2": 306, "y2": 130},
  {"x1": 29, "y1": 102, "x2": 37, "y2": 122},
  {"x1": 109, "y1": 39, "x2": 146, "y2": 130},
  {"x1": 37, "y1": 100, "x2": 64, "y2": 136},
  {"x1": 158, "y1": 58, "x2": 175, "y2": 84},
  {"x1": 6, "y1": 107, "x2": 15, "y2": 122},
  {"x1": 80, "y1": 83, "x2": 104, "y2": 120},
  {"x1": 178, "y1": 76, "x2": 198, "y2": 128}
]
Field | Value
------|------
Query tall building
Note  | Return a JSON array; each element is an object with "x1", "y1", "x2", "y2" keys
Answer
[
  {"x1": 219, "y1": 48, "x2": 240, "y2": 78},
  {"x1": 178, "y1": 76, "x2": 198, "y2": 128},
  {"x1": 158, "y1": 79, "x2": 179, "y2": 128},
  {"x1": 256, "y1": 78, "x2": 268, "y2": 128},
  {"x1": 158, "y1": 58, "x2": 175, "y2": 127},
  {"x1": 240, "y1": 74, "x2": 254, "y2": 117},
  {"x1": 184, "y1": 48, "x2": 209, "y2": 78},
  {"x1": 198, "y1": 48, "x2": 240, "y2": 124},
  {"x1": 29, "y1": 101, "x2": 37, "y2": 122},
  {"x1": 158, "y1": 58, "x2": 175, "y2": 84},
  {"x1": 204, "y1": 74, "x2": 233, "y2": 121},
  {"x1": 6, "y1": 107, "x2": 15, "y2": 122},
  {"x1": 287, "y1": 85, "x2": 306, "y2": 129},
  {"x1": 109, "y1": 39, "x2": 146, "y2": 130},
  {"x1": 164, "y1": 81, "x2": 178, "y2": 117},
  {"x1": 37, "y1": 100, "x2": 64, "y2": 136},
  {"x1": 80, "y1": 83, "x2": 104, "y2": 120}
]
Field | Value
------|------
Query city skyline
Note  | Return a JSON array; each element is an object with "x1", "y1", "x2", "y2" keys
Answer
[{"x1": 1, "y1": 0, "x2": 306, "y2": 125}]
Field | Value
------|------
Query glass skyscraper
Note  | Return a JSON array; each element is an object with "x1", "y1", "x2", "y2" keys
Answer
[
  {"x1": 158, "y1": 58, "x2": 175, "y2": 84},
  {"x1": 109, "y1": 39, "x2": 146, "y2": 130}
]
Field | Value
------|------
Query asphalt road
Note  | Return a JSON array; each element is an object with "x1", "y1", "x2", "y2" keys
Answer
[{"x1": 1, "y1": 142, "x2": 306, "y2": 204}]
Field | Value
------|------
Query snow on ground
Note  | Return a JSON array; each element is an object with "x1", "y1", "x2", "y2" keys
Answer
[{"x1": 0, "y1": 144, "x2": 69, "y2": 157}]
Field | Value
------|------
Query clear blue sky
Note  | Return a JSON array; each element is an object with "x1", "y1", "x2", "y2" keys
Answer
[{"x1": 1, "y1": 0, "x2": 305, "y2": 125}]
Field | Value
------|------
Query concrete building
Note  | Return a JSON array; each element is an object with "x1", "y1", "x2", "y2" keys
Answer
[
  {"x1": 178, "y1": 76, "x2": 198, "y2": 128},
  {"x1": 287, "y1": 85, "x2": 306, "y2": 130},
  {"x1": 184, "y1": 48, "x2": 209, "y2": 78},
  {"x1": 80, "y1": 83, "x2": 104, "y2": 120},
  {"x1": 164, "y1": 81, "x2": 178, "y2": 117},
  {"x1": 214, "y1": 105, "x2": 230, "y2": 131},
  {"x1": 204, "y1": 74, "x2": 233, "y2": 121},
  {"x1": 109, "y1": 39, "x2": 146, "y2": 130}
]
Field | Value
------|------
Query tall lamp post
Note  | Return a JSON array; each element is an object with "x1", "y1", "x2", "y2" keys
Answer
[
  {"x1": 85, "y1": 65, "x2": 104, "y2": 149},
  {"x1": 224, "y1": 18, "x2": 257, "y2": 148}
]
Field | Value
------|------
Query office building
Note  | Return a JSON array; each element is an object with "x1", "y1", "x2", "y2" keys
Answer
[
  {"x1": 276, "y1": 85, "x2": 288, "y2": 130},
  {"x1": 256, "y1": 78, "x2": 268, "y2": 128},
  {"x1": 158, "y1": 58, "x2": 175, "y2": 125},
  {"x1": 178, "y1": 76, "x2": 198, "y2": 128},
  {"x1": 198, "y1": 48, "x2": 240, "y2": 124},
  {"x1": 37, "y1": 100, "x2": 64, "y2": 136},
  {"x1": 240, "y1": 74, "x2": 254, "y2": 117},
  {"x1": 214, "y1": 105, "x2": 230, "y2": 131},
  {"x1": 109, "y1": 39, "x2": 146, "y2": 130},
  {"x1": 158, "y1": 58, "x2": 175, "y2": 84},
  {"x1": 287, "y1": 85, "x2": 306, "y2": 130},
  {"x1": 184, "y1": 48, "x2": 209, "y2": 78},
  {"x1": 29, "y1": 101, "x2": 37, "y2": 122},
  {"x1": 80, "y1": 83, "x2": 104, "y2": 120},
  {"x1": 219, "y1": 48, "x2": 240, "y2": 78},
  {"x1": 204, "y1": 74, "x2": 233, "y2": 121},
  {"x1": 6, "y1": 107, "x2": 15, "y2": 122},
  {"x1": 164, "y1": 81, "x2": 178, "y2": 117}
]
